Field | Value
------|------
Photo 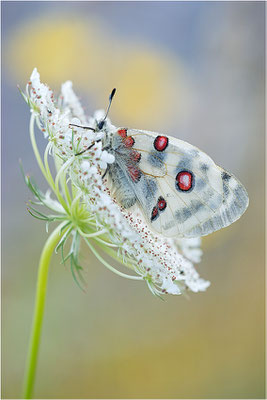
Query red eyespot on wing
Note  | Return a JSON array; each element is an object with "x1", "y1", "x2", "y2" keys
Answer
[
  {"x1": 117, "y1": 128, "x2": 127, "y2": 138},
  {"x1": 176, "y1": 170, "x2": 194, "y2": 191},
  {"x1": 157, "y1": 196, "x2": 167, "y2": 211},
  {"x1": 131, "y1": 150, "x2": 141, "y2": 163},
  {"x1": 151, "y1": 206, "x2": 159, "y2": 221},
  {"x1": 127, "y1": 165, "x2": 141, "y2": 182},
  {"x1": 124, "y1": 136, "x2": 135, "y2": 148},
  {"x1": 154, "y1": 135, "x2": 168, "y2": 152}
]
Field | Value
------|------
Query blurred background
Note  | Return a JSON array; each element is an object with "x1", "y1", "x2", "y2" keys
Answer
[{"x1": 2, "y1": 1, "x2": 265, "y2": 399}]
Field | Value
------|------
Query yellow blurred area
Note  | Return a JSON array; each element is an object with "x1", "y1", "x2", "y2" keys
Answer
[{"x1": 6, "y1": 16, "x2": 190, "y2": 128}]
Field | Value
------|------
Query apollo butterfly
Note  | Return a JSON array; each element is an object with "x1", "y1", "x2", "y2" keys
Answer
[{"x1": 70, "y1": 89, "x2": 249, "y2": 238}]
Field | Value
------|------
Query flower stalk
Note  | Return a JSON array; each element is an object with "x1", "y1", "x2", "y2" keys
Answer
[{"x1": 22, "y1": 222, "x2": 68, "y2": 399}]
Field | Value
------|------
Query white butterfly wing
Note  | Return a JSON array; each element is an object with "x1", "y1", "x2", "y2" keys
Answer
[{"x1": 109, "y1": 128, "x2": 249, "y2": 238}]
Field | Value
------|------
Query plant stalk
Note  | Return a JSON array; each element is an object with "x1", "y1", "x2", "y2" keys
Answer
[{"x1": 22, "y1": 222, "x2": 67, "y2": 399}]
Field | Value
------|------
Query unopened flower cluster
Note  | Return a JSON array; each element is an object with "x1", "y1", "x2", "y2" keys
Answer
[{"x1": 21, "y1": 68, "x2": 210, "y2": 296}]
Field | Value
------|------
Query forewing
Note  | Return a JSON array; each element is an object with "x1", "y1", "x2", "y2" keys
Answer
[{"x1": 125, "y1": 129, "x2": 248, "y2": 238}]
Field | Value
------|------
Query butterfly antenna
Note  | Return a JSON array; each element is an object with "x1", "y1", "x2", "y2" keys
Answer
[{"x1": 98, "y1": 88, "x2": 116, "y2": 129}]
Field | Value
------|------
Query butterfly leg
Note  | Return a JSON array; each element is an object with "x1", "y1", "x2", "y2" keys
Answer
[
  {"x1": 69, "y1": 123, "x2": 95, "y2": 132},
  {"x1": 102, "y1": 165, "x2": 110, "y2": 179},
  {"x1": 75, "y1": 139, "x2": 102, "y2": 156}
]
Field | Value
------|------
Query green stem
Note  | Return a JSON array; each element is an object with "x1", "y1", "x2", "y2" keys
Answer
[
  {"x1": 29, "y1": 113, "x2": 48, "y2": 183},
  {"x1": 22, "y1": 222, "x2": 67, "y2": 399}
]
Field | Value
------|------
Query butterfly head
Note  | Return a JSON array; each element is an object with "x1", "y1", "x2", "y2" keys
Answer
[
  {"x1": 97, "y1": 119, "x2": 106, "y2": 131},
  {"x1": 91, "y1": 110, "x2": 109, "y2": 132}
]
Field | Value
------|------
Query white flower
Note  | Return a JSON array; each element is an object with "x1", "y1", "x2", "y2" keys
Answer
[
  {"x1": 175, "y1": 237, "x2": 203, "y2": 264},
  {"x1": 101, "y1": 150, "x2": 115, "y2": 165},
  {"x1": 21, "y1": 68, "x2": 210, "y2": 297}
]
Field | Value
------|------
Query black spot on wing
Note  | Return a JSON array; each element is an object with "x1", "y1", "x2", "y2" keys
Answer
[
  {"x1": 188, "y1": 149, "x2": 199, "y2": 158},
  {"x1": 222, "y1": 171, "x2": 232, "y2": 181},
  {"x1": 120, "y1": 196, "x2": 137, "y2": 209},
  {"x1": 140, "y1": 176, "x2": 158, "y2": 210},
  {"x1": 190, "y1": 200, "x2": 205, "y2": 213},
  {"x1": 204, "y1": 215, "x2": 224, "y2": 232},
  {"x1": 175, "y1": 156, "x2": 192, "y2": 172},
  {"x1": 147, "y1": 151, "x2": 166, "y2": 168},
  {"x1": 200, "y1": 163, "x2": 209, "y2": 173},
  {"x1": 175, "y1": 207, "x2": 192, "y2": 223}
]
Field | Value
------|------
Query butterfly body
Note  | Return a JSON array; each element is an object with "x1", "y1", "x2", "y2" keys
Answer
[{"x1": 97, "y1": 123, "x2": 249, "y2": 238}]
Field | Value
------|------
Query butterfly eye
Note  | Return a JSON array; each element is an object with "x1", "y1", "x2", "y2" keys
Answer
[
  {"x1": 154, "y1": 136, "x2": 168, "y2": 152},
  {"x1": 176, "y1": 170, "x2": 194, "y2": 192},
  {"x1": 97, "y1": 120, "x2": 106, "y2": 130}
]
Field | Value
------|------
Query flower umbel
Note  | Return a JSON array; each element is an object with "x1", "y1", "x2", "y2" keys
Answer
[{"x1": 21, "y1": 68, "x2": 210, "y2": 296}]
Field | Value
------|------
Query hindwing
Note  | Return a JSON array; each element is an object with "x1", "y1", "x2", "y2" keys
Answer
[{"x1": 108, "y1": 128, "x2": 249, "y2": 238}]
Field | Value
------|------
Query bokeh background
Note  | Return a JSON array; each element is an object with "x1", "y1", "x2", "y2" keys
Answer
[{"x1": 2, "y1": 1, "x2": 265, "y2": 399}]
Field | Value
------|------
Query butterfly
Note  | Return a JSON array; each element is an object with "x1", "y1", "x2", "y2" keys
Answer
[{"x1": 70, "y1": 89, "x2": 249, "y2": 238}]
